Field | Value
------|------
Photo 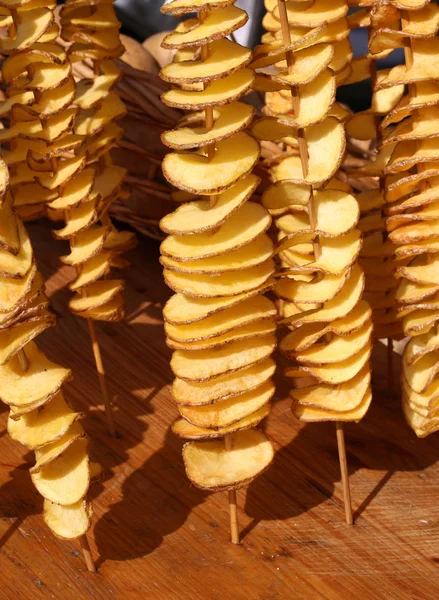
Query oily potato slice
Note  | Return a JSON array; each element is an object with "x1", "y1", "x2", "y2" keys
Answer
[
  {"x1": 48, "y1": 168, "x2": 94, "y2": 210},
  {"x1": 164, "y1": 259, "x2": 275, "y2": 298},
  {"x1": 0, "y1": 7, "x2": 53, "y2": 54},
  {"x1": 161, "y1": 38, "x2": 251, "y2": 84},
  {"x1": 180, "y1": 380, "x2": 275, "y2": 429},
  {"x1": 272, "y1": 43, "x2": 334, "y2": 86},
  {"x1": 404, "y1": 352, "x2": 439, "y2": 394},
  {"x1": 171, "y1": 335, "x2": 276, "y2": 382},
  {"x1": 405, "y1": 329, "x2": 439, "y2": 366},
  {"x1": 30, "y1": 422, "x2": 85, "y2": 474},
  {"x1": 163, "y1": 282, "x2": 274, "y2": 325},
  {"x1": 182, "y1": 428, "x2": 273, "y2": 490},
  {"x1": 165, "y1": 295, "x2": 276, "y2": 342},
  {"x1": 172, "y1": 404, "x2": 270, "y2": 439},
  {"x1": 61, "y1": 226, "x2": 109, "y2": 265},
  {"x1": 402, "y1": 398, "x2": 439, "y2": 438},
  {"x1": 32, "y1": 437, "x2": 89, "y2": 505},
  {"x1": 262, "y1": 180, "x2": 311, "y2": 212},
  {"x1": 161, "y1": 202, "x2": 271, "y2": 261},
  {"x1": 0, "y1": 341, "x2": 71, "y2": 407},
  {"x1": 377, "y1": 38, "x2": 439, "y2": 89},
  {"x1": 44, "y1": 499, "x2": 92, "y2": 540},
  {"x1": 162, "y1": 102, "x2": 254, "y2": 149},
  {"x1": 162, "y1": 6, "x2": 247, "y2": 48},
  {"x1": 167, "y1": 319, "x2": 276, "y2": 351},
  {"x1": 0, "y1": 319, "x2": 54, "y2": 365},
  {"x1": 162, "y1": 131, "x2": 259, "y2": 195},
  {"x1": 293, "y1": 388, "x2": 372, "y2": 422},
  {"x1": 161, "y1": 174, "x2": 259, "y2": 235},
  {"x1": 402, "y1": 370, "x2": 439, "y2": 411},
  {"x1": 69, "y1": 252, "x2": 111, "y2": 291},
  {"x1": 295, "y1": 321, "x2": 373, "y2": 365},
  {"x1": 0, "y1": 263, "x2": 36, "y2": 313},
  {"x1": 0, "y1": 221, "x2": 33, "y2": 279},
  {"x1": 69, "y1": 279, "x2": 124, "y2": 313},
  {"x1": 272, "y1": 118, "x2": 345, "y2": 185},
  {"x1": 162, "y1": 68, "x2": 254, "y2": 110},
  {"x1": 7, "y1": 391, "x2": 82, "y2": 450},
  {"x1": 161, "y1": 0, "x2": 235, "y2": 15},
  {"x1": 291, "y1": 364, "x2": 370, "y2": 411},
  {"x1": 276, "y1": 269, "x2": 349, "y2": 304},
  {"x1": 53, "y1": 199, "x2": 97, "y2": 240},
  {"x1": 172, "y1": 357, "x2": 276, "y2": 406},
  {"x1": 273, "y1": 0, "x2": 348, "y2": 27},
  {"x1": 161, "y1": 235, "x2": 273, "y2": 274}
]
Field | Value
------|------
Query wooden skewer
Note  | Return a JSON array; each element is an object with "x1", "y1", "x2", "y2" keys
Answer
[
  {"x1": 79, "y1": 534, "x2": 97, "y2": 573},
  {"x1": 198, "y1": 8, "x2": 238, "y2": 541},
  {"x1": 277, "y1": 0, "x2": 353, "y2": 525}
]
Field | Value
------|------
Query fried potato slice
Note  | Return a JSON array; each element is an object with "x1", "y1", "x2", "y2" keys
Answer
[
  {"x1": 283, "y1": 264, "x2": 365, "y2": 325},
  {"x1": 162, "y1": 68, "x2": 253, "y2": 110},
  {"x1": 161, "y1": 235, "x2": 273, "y2": 274},
  {"x1": 163, "y1": 132, "x2": 259, "y2": 195},
  {"x1": 161, "y1": 175, "x2": 259, "y2": 235},
  {"x1": 404, "y1": 352, "x2": 439, "y2": 394},
  {"x1": 0, "y1": 8, "x2": 53, "y2": 54},
  {"x1": 32, "y1": 437, "x2": 89, "y2": 505},
  {"x1": 165, "y1": 295, "x2": 277, "y2": 343},
  {"x1": 402, "y1": 370, "x2": 439, "y2": 411},
  {"x1": 0, "y1": 220, "x2": 33, "y2": 279},
  {"x1": 0, "y1": 319, "x2": 54, "y2": 365},
  {"x1": 53, "y1": 200, "x2": 97, "y2": 240},
  {"x1": 162, "y1": 6, "x2": 247, "y2": 48},
  {"x1": 162, "y1": 102, "x2": 254, "y2": 149},
  {"x1": 69, "y1": 280, "x2": 123, "y2": 314},
  {"x1": 44, "y1": 499, "x2": 92, "y2": 540},
  {"x1": 171, "y1": 335, "x2": 276, "y2": 382},
  {"x1": 161, "y1": 38, "x2": 251, "y2": 84},
  {"x1": 69, "y1": 252, "x2": 111, "y2": 291},
  {"x1": 402, "y1": 398, "x2": 439, "y2": 438},
  {"x1": 172, "y1": 357, "x2": 275, "y2": 406},
  {"x1": 276, "y1": 269, "x2": 349, "y2": 304},
  {"x1": 0, "y1": 341, "x2": 71, "y2": 407},
  {"x1": 180, "y1": 380, "x2": 274, "y2": 428},
  {"x1": 377, "y1": 38, "x2": 439, "y2": 89},
  {"x1": 7, "y1": 391, "x2": 82, "y2": 450},
  {"x1": 161, "y1": 0, "x2": 235, "y2": 15},
  {"x1": 295, "y1": 321, "x2": 372, "y2": 365},
  {"x1": 272, "y1": 44, "x2": 334, "y2": 86},
  {"x1": 291, "y1": 364, "x2": 370, "y2": 410},
  {"x1": 75, "y1": 60, "x2": 121, "y2": 109},
  {"x1": 173, "y1": 404, "x2": 270, "y2": 439},
  {"x1": 395, "y1": 254, "x2": 439, "y2": 285},
  {"x1": 405, "y1": 330, "x2": 439, "y2": 366},
  {"x1": 30, "y1": 422, "x2": 85, "y2": 474},
  {"x1": 61, "y1": 226, "x2": 109, "y2": 266},
  {"x1": 0, "y1": 263, "x2": 36, "y2": 313},
  {"x1": 274, "y1": 0, "x2": 348, "y2": 26},
  {"x1": 293, "y1": 388, "x2": 372, "y2": 422},
  {"x1": 161, "y1": 202, "x2": 270, "y2": 260},
  {"x1": 272, "y1": 118, "x2": 345, "y2": 185},
  {"x1": 48, "y1": 168, "x2": 94, "y2": 210},
  {"x1": 183, "y1": 428, "x2": 273, "y2": 490}
]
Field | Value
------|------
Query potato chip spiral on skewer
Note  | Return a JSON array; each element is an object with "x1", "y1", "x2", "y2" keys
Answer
[
  {"x1": 373, "y1": 1, "x2": 439, "y2": 436},
  {"x1": 252, "y1": 0, "x2": 374, "y2": 523},
  {"x1": 159, "y1": 0, "x2": 276, "y2": 540}
]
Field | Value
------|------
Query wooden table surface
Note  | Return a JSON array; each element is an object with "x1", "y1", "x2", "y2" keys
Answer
[{"x1": 1, "y1": 220, "x2": 438, "y2": 600}]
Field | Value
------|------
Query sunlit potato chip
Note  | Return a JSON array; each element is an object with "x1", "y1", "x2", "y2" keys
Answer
[
  {"x1": 61, "y1": 226, "x2": 109, "y2": 265},
  {"x1": 69, "y1": 252, "x2": 112, "y2": 291},
  {"x1": 161, "y1": 201, "x2": 270, "y2": 260},
  {"x1": 163, "y1": 5, "x2": 247, "y2": 48},
  {"x1": 53, "y1": 200, "x2": 97, "y2": 240},
  {"x1": 30, "y1": 421, "x2": 85, "y2": 474},
  {"x1": 273, "y1": 0, "x2": 348, "y2": 26},
  {"x1": 39, "y1": 155, "x2": 86, "y2": 190},
  {"x1": 252, "y1": 73, "x2": 288, "y2": 92},
  {"x1": 0, "y1": 319, "x2": 54, "y2": 365},
  {"x1": 161, "y1": 175, "x2": 259, "y2": 235},
  {"x1": 164, "y1": 259, "x2": 275, "y2": 298},
  {"x1": 272, "y1": 44, "x2": 334, "y2": 86},
  {"x1": 382, "y1": 81, "x2": 439, "y2": 129},
  {"x1": 402, "y1": 369, "x2": 439, "y2": 411},
  {"x1": 293, "y1": 388, "x2": 372, "y2": 422},
  {"x1": 32, "y1": 437, "x2": 89, "y2": 505},
  {"x1": 388, "y1": 202, "x2": 439, "y2": 231},
  {"x1": 0, "y1": 263, "x2": 37, "y2": 313},
  {"x1": 75, "y1": 60, "x2": 121, "y2": 109},
  {"x1": 389, "y1": 220, "x2": 439, "y2": 245},
  {"x1": 386, "y1": 138, "x2": 439, "y2": 174},
  {"x1": 162, "y1": 68, "x2": 253, "y2": 110},
  {"x1": 48, "y1": 168, "x2": 95, "y2": 210},
  {"x1": 172, "y1": 404, "x2": 270, "y2": 439},
  {"x1": 171, "y1": 335, "x2": 276, "y2": 382},
  {"x1": 357, "y1": 189, "x2": 384, "y2": 215},
  {"x1": 161, "y1": 38, "x2": 251, "y2": 84},
  {"x1": 402, "y1": 398, "x2": 439, "y2": 438},
  {"x1": 0, "y1": 8, "x2": 53, "y2": 54},
  {"x1": 7, "y1": 390, "x2": 82, "y2": 450},
  {"x1": 377, "y1": 38, "x2": 439, "y2": 89},
  {"x1": 0, "y1": 221, "x2": 33, "y2": 279},
  {"x1": 291, "y1": 364, "x2": 370, "y2": 410},
  {"x1": 402, "y1": 307, "x2": 439, "y2": 337},
  {"x1": 163, "y1": 283, "x2": 274, "y2": 325},
  {"x1": 74, "y1": 93, "x2": 126, "y2": 137},
  {"x1": 405, "y1": 330, "x2": 439, "y2": 366},
  {"x1": 162, "y1": 102, "x2": 254, "y2": 149},
  {"x1": 182, "y1": 428, "x2": 273, "y2": 490},
  {"x1": 251, "y1": 117, "x2": 292, "y2": 142},
  {"x1": 279, "y1": 230, "x2": 362, "y2": 276},
  {"x1": 179, "y1": 380, "x2": 274, "y2": 429},
  {"x1": 163, "y1": 132, "x2": 259, "y2": 195},
  {"x1": 44, "y1": 499, "x2": 92, "y2": 540},
  {"x1": 404, "y1": 352, "x2": 439, "y2": 394},
  {"x1": 276, "y1": 268, "x2": 350, "y2": 305},
  {"x1": 294, "y1": 321, "x2": 372, "y2": 365},
  {"x1": 69, "y1": 279, "x2": 124, "y2": 313},
  {"x1": 283, "y1": 264, "x2": 365, "y2": 325},
  {"x1": 161, "y1": 235, "x2": 273, "y2": 274},
  {"x1": 0, "y1": 341, "x2": 71, "y2": 407},
  {"x1": 1, "y1": 42, "x2": 66, "y2": 83},
  {"x1": 160, "y1": 0, "x2": 235, "y2": 15},
  {"x1": 272, "y1": 118, "x2": 345, "y2": 185},
  {"x1": 395, "y1": 254, "x2": 439, "y2": 285},
  {"x1": 346, "y1": 113, "x2": 377, "y2": 141}
]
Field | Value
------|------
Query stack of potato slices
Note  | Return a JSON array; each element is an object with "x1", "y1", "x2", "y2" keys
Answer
[
  {"x1": 252, "y1": 0, "x2": 374, "y2": 424},
  {"x1": 0, "y1": 147, "x2": 93, "y2": 539},
  {"x1": 159, "y1": 0, "x2": 275, "y2": 492},
  {"x1": 346, "y1": 5, "x2": 405, "y2": 342},
  {"x1": 370, "y1": 0, "x2": 439, "y2": 436}
]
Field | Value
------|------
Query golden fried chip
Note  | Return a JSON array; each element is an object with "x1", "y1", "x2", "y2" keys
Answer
[
  {"x1": 272, "y1": 44, "x2": 334, "y2": 86},
  {"x1": 293, "y1": 388, "x2": 372, "y2": 422},
  {"x1": 43, "y1": 499, "x2": 92, "y2": 540}
]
